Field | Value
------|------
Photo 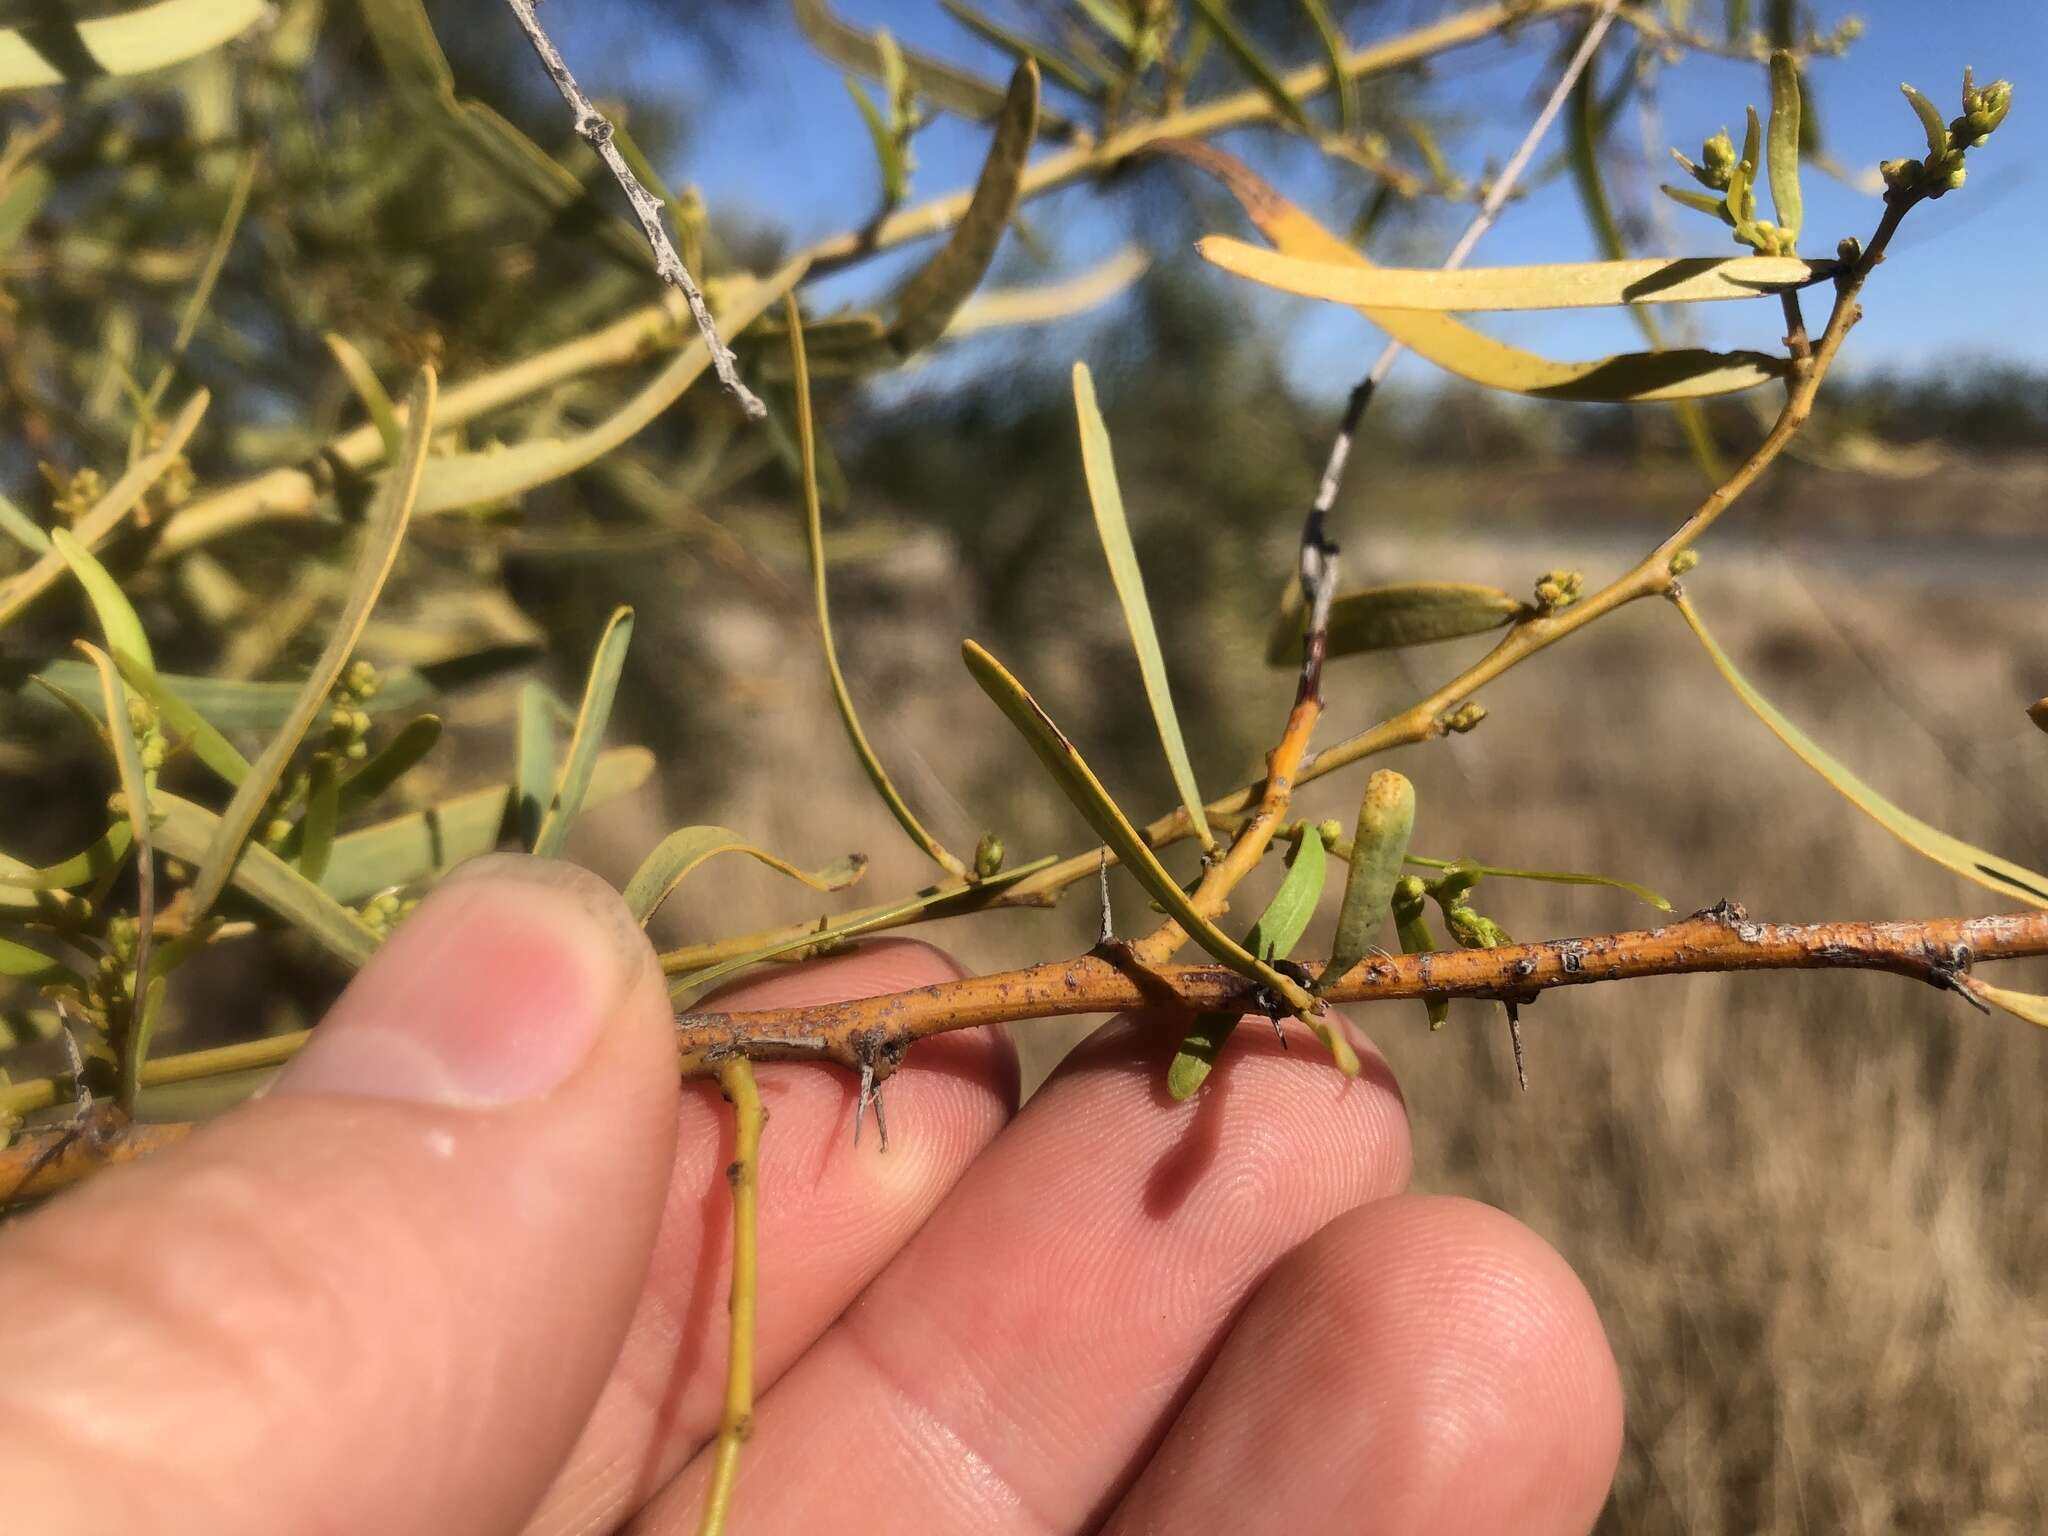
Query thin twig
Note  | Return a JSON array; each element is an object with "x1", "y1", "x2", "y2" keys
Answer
[
  {"x1": 1303, "y1": 0, "x2": 1625, "y2": 543},
  {"x1": 500, "y1": 0, "x2": 766, "y2": 419},
  {"x1": 697, "y1": 1057, "x2": 764, "y2": 1536}
]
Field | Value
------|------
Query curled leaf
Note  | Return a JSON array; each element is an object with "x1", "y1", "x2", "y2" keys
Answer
[
  {"x1": 1157, "y1": 140, "x2": 1789, "y2": 402},
  {"x1": 624, "y1": 828, "x2": 868, "y2": 927},
  {"x1": 1196, "y1": 238, "x2": 1830, "y2": 311}
]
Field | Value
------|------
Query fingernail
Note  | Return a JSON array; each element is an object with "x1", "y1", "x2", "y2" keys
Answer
[{"x1": 276, "y1": 855, "x2": 649, "y2": 1106}]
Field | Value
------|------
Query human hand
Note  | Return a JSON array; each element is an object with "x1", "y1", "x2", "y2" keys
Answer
[{"x1": 0, "y1": 854, "x2": 1621, "y2": 1533}]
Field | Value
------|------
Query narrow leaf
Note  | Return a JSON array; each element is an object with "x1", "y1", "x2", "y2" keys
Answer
[
  {"x1": 1391, "y1": 876, "x2": 1448, "y2": 1030},
  {"x1": 888, "y1": 62, "x2": 1039, "y2": 358},
  {"x1": 667, "y1": 855, "x2": 1056, "y2": 999},
  {"x1": 1767, "y1": 50, "x2": 1803, "y2": 245},
  {"x1": 1074, "y1": 363, "x2": 1213, "y2": 851},
  {"x1": 334, "y1": 715, "x2": 442, "y2": 818},
  {"x1": 77, "y1": 641, "x2": 156, "y2": 1113},
  {"x1": 324, "y1": 334, "x2": 403, "y2": 461},
  {"x1": 1188, "y1": 0, "x2": 1314, "y2": 135},
  {"x1": 1405, "y1": 854, "x2": 1670, "y2": 912},
  {"x1": 1269, "y1": 580, "x2": 1523, "y2": 666},
  {"x1": 515, "y1": 682, "x2": 561, "y2": 852},
  {"x1": 845, "y1": 77, "x2": 909, "y2": 205},
  {"x1": 51, "y1": 528, "x2": 154, "y2": 671},
  {"x1": 319, "y1": 748, "x2": 652, "y2": 903},
  {"x1": 1157, "y1": 141, "x2": 1790, "y2": 401},
  {"x1": 0, "y1": 0, "x2": 266, "y2": 90},
  {"x1": 409, "y1": 261, "x2": 804, "y2": 515},
  {"x1": 0, "y1": 491, "x2": 49, "y2": 555},
  {"x1": 114, "y1": 656, "x2": 251, "y2": 787},
  {"x1": 938, "y1": 0, "x2": 1098, "y2": 97},
  {"x1": 624, "y1": 827, "x2": 868, "y2": 926},
  {"x1": 1196, "y1": 238, "x2": 1829, "y2": 312},
  {"x1": 152, "y1": 793, "x2": 379, "y2": 968},
  {"x1": 1678, "y1": 595, "x2": 2048, "y2": 909},
  {"x1": 1296, "y1": 0, "x2": 1357, "y2": 135},
  {"x1": 531, "y1": 607, "x2": 635, "y2": 860},
  {"x1": 0, "y1": 824, "x2": 132, "y2": 891},
  {"x1": 788, "y1": 300, "x2": 970, "y2": 879},
  {"x1": 1956, "y1": 976, "x2": 2048, "y2": 1030},
  {"x1": 299, "y1": 756, "x2": 341, "y2": 884},
  {"x1": 1662, "y1": 183, "x2": 1737, "y2": 222},
  {"x1": 1168, "y1": 827, "x2": 1329, "y2": 1099},
  {"x1": 946, "y1": 245, "x2": 1149, "y2": 337},
  {"x1": 0, "y1": 935, "x2": 80, "y2": 987},
  {"x1": 1901, "y1": 82, "x2": 1948, "y2": 158},
  {"x1": 189, "y1": 369, "x2": 436, "y2": 920},
  {"x1": 793, "y1": 0, "x2": 1068, "y2": 131},
  {"x1": 964, "y1": 639, "x2": 1352, "y2": 1074},
  {"x1": 1323, "y1": 770, "x2": 1416, "y2": 992}
]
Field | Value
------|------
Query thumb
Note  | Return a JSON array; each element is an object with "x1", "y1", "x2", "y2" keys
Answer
[{"x1": 0, "y1": 855, "x2": 680, "y2": 1535}]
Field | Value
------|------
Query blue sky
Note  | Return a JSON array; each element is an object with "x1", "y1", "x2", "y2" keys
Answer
[{"x1": 561, "y1": 0, "x2": 2047, "y2": 388}]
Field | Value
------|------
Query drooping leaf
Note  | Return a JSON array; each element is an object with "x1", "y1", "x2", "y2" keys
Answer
[
  {"x1": 0, "y1": 390, "x2": 208, "y2": 629},
  {"x1": 1168, "y1": 826, "x2": 1329, "y2": 1099},
  {"x1": 1074, "y1": 363, "x2": 1213, "y2": 852},
  {"x1": 1767, "y1": 50, "x2": 1803, "y2": 247},
  {"x1": 963, "y1": 640, "x2": 1353, "y2": 1076},
  {"x1": 0, "y1": 824, "x2": 132, "y2": 891},
  {"x1": 531, "y1": 607, "x2": 635, "y2": 860},
  {"x1": 1188, "y1": 0, "x2": 1314, "y2": 135},
  {"x1": 152, "y1": 794, "x2": 379, "y2": 968},
  {"x1": 0, "y1": 490, "x2": 48, "y2": 555},
  {"x1": 1268, "y1": 580, "x2": 1524, "y2": 666},
  {"x1": 788, "y1": 301, "x2": 969, "y2": 880},
  {"x1": 189, "y1": 369, "x2": 436, "y2": 920},
  {"x1": 1390, "y1": 875, "x2": 1448, "y2": 1030},
  {"x1": 1155, "y1": 140, "x2": 1790, "y2": 402},
  {"x1": 0, "y1": 0, "x2": 267, "y2": 90},
  {"x1": 1323, "y1": 770, "x2": 1416, "y2": 993},
  {"x1": 409, "y1": 260, "x2": 804, "y2": 513},
  {"x1": 319, "y1": 748, "x2": 653, "y2": 904},
  {"x1": 888, "y1": 62, "x2": 1039, "y2": 358},
  {"x1": 624, "y1": 828, "x2": 868, "y2": 926},
  {"x1": 1196, "y1": 238, "x2": 1830, "y2": 312},
  {"x1": 51, "y1": 528, "x2": 154, "y2": 671},
  {"x1": 324, "y1": 334, "x2": 403, "y2": 461},
  {"x1": 1678, "y1": 595, "x2": 2048, "y2": 909}
]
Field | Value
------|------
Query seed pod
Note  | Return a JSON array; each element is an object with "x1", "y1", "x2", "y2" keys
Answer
[{"x1": 1319, "y1": 770, "x2": 1415, "y2": 994}]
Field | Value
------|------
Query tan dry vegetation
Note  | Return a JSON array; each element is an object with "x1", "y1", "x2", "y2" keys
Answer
[{"x1": 626, "y1": 492, "x2": 2048, "y2": 1533}]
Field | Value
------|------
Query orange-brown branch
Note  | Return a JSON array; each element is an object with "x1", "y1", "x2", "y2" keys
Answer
[{"x1": 670, "y1": 907, "x2": 2048, "y2": 1078}]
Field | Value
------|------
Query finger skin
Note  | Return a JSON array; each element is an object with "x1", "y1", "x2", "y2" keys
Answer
[
  {"x1": 527, "y1": 939, "x2": 1019, "y2": 1536},
  {"x1": 0, "y1": 858, "x2": 680, "y2": 1536},
  {"x1": 638, "y1": 1010, "x2": 1413, "y2": 1534},
  {"x1": 1103, "y1": 1195, "x2": 1624, "y2": 1536}
]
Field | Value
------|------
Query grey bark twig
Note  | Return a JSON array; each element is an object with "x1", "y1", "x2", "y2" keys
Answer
[{"x1": 501, "y1": 0, "x2": 767, "y2": 419}]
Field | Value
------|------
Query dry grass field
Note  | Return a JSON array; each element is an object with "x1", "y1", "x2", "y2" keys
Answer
[{"x1": 616, "y1": 458, "x2": 2048, "y2": 1533}]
